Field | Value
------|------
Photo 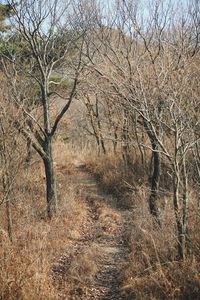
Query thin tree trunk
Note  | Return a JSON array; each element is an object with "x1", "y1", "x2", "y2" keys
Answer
[
  {"x1": 143, "y1": 120, "x2": 161, "y2": 224},
  {"x1": 113, "y1": 129, "x2": 118, "y2": 154},
  {"x1": 6, "y1": 198, "x2": 13, "y2": 242},
  {"x1": 2, "y1": 174, "x2": 13, "y2": 242},
  {"x1": 122, "y1": 110, "x2": 129, "y2": 173},
  {"x1": 43, "y1": 138, "x2": 57, "y2": 219},
  {"x1": 149, "y1": 139, "x2": 161, "y2": 225},
  {"x1": 173, "y1": 171, "x2": 184, "y2": 259},
  {"x1": 95, "y1": 97, "x2": 106, "y2": 155},
  {"x1": 182, "y1": 156, "x2": 190, "y2": 257},
  {"x1": 133, "y1": 114, "x2": 145, "y2": 166}
]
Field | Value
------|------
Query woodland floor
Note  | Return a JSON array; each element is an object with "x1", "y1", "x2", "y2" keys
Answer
[{"x1": 52, "y1": 161, "x2": 132, "y2": 300}]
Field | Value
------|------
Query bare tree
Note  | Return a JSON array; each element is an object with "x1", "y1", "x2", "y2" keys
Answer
[
  {"x1": 1, "y1": 0, "x2": 87, "y2": 218},
  {"x1": 82, "y1": 0, "x2": 200, "y2": 257}
]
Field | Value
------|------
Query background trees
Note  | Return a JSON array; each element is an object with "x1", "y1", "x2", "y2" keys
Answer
[
  {"x1": 0, "y1": 2, "x2": 200, "y2": 297},
  {"x1": 79, "y1": 0, "x2": 200, "y2": 258}
]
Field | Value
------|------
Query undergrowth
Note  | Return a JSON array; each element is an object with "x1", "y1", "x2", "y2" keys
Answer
[
  {"x1": 84, "y1": 149, "x2": 200, "y2": 300},
  {"x1": 1, "y1": 144, "x2": 200, "y2": 299}
]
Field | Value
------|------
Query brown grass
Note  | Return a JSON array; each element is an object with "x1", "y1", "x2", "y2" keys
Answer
[
  {"x1": 0, "y1": 142, "x2": 95, "y2": 300},
  {"x1": 1, "y1": 142, "x2": 200, "y2": 299},
  {"x1": 83, "y1": 150, "x2": 148, "y2": 209},
  {"x1": 84, "y1": 150, "x2": 200, "y2": 300}
]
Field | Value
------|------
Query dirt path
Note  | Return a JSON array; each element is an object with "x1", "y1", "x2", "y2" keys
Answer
[{"x1": 53, "y1": 164, "x2": 131, "y2": 300}]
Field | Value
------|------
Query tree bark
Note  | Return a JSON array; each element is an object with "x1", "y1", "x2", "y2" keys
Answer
[
  {"x1": 122, "y1": 110, "x2": 130, "y2": 173},
  {"x1": 173, "y1": 171, "x2": 184, "y2": 259},
  {"x1": 143, "y1": 120, "x2": 161, "y2": 225},
  {"x1": 95, "y1": 97, "x2": 106, "y2": 154},
  {"x1": 182, "y1": 156, "x2": 190, "y2": 257},
  {"x1": 6, "y1": 199, "x2": 13, "y2": 242},
  {"x1": 113, "y1": 130, "x2": 118, "y2": 154},
  {"x1": 43, "y1": 138, "x2": 57, "y2": 219},
  {"x1": 149, "y1": 139, "x2": 161, "y2": 225}
]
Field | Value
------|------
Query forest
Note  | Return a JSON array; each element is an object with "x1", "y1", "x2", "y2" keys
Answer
[{"x1": 0, "y1": 0, "x2": 200, "y2": 299}]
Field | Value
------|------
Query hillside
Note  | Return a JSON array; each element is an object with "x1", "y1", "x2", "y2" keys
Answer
[{"x1": 1, "y1": 0, "x2": 200, "y2": 299}]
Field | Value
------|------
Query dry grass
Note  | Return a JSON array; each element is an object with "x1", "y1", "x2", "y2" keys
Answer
[
  {"x1": 0, "y1": 226, "x2": 57, "y2": 300},
  {"x1": 1, "y1": 142, "x2": 200, "y2": 299},
  {"x1": 0, "y1": 142, "x2": 94, "y2": 300},
  {"x1": 84, "y1": 150, "x2": 200, "y2": 300},
  {"x1": 83, "y1": 150, "x2": 147, "y2": 209}
]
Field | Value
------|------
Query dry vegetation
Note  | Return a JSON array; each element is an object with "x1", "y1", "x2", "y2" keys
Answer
[
  {"x1": 0, "y1": 143, "x2": 92, "y2": 299},
  {"x1": 1, "y1": 141, "x2": 200, "y2": 299},
  {"x1": 1, "y1": 0, "x2": 200, "y2": 299},
  {"x1": 84, "y1": 152, "x2": 200, "y2": 299},
  {"x1": 0, "y1": 143, "x2": 125, "y2": 299}
]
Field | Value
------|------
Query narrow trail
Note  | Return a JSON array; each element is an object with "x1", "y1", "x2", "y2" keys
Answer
[
  {"x1": 54, "y1": 163, "x2": 132, "y2": 300},
  {"x1": 76, "y1": 167, "x2": 130, "y2": 300}
]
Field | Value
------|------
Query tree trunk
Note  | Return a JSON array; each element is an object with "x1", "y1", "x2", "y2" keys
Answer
[
  {"x1": 96, "y1": 98, "x2": 106, "y2": 155},
  {"x1": 43, "y1": 138, "x2": 57, "y2": 219},
  {"x1": 122, "y1": 110, "x2": 130, "y2": 173},
  {"x1": 6, "y1": 199, "x2": 13, "y2": 242},
  {"x1": 173, "y1": 171, "x2": 184, "y2": 259},
  {"x1": 182, "y1": 156, "x2": 190, "y2": 257},
  {"x1": 100, "y1": 135, "x2": 106, "y2": 154},
  {"x1": 143, "y1": 120, "x2": 161, "y2": 225},
  {"x1": 132, "y1": 114, "x2": 145, "y2": 167},
  {"x1": 113, "y1": 130, "x2": 118, "y2": 154},
  {"x1": 149, "y1": 139, "x2": 161, "y2": 225},
  {"x1": 2, "y1": 174, "x2": 13, "y2": 242}
]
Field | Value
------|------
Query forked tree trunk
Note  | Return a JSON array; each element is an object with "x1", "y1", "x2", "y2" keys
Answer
[{"x1": 43, "y1": 138, "x2": 57, "y2": 219}]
